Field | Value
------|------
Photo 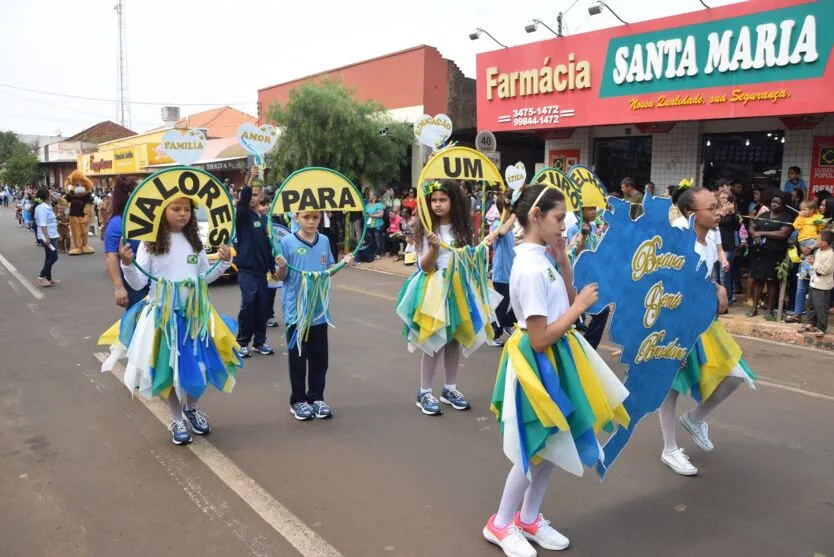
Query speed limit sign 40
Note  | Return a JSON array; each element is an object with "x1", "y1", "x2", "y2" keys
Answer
[{"x1": 475, "y1": 130, "x2": 497, "y2": 153}]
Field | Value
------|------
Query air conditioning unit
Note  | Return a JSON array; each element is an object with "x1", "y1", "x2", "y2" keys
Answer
[{"x1": 161, "y1": 106, "x2": 180, "y2": 124}]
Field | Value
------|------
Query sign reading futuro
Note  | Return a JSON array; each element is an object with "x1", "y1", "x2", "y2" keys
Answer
[{"x1": 573, "y1": 195, "x2": 717, "y2": 479}]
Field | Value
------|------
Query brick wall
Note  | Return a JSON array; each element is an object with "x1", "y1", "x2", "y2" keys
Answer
[{"x1": 447, "y1": 60, "x2": 476, "y2": 130}]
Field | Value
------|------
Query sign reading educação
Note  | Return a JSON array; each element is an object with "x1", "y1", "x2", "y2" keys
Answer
[{"x1": 124, "y1": 168, "x2": 234, "y2": 246}]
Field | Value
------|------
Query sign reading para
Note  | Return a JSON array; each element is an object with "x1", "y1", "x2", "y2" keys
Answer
[
  {"x1": 573, "y1": 195, "x2": 717, "y2": 479},
  {"x1": 531, "y1": 167, "x2": 581, "y2": 211},
  {"x1": 420, "y1": 146, "x2": 504, "y2": 184},
  {"x1": 124, "y1": 167, "x2": 234, "y2": 246},
  {"x1": 271, "y1": 167, "x2": 364, "y2": 215}
]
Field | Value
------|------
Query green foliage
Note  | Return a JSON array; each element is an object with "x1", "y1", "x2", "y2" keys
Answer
[
  {"x1": 0, "y1": 131, "x2": 42, "y2": 186},
  {"x1": 776, "y1": 257, "x2": 790, "y2": 283},
  {"x1": 265, "y1": 78, "x2": 412, "y2": 188}
]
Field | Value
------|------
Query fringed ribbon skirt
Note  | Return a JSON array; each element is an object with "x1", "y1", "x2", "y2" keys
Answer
[{"x1": 491, "y1": 329, "x2": 630, "y2": 477}]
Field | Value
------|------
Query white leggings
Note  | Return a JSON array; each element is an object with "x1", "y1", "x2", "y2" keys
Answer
[
  {"x1": 494, "y1": 461, "x2": 556, "y2": 528},
  {"x1": 659, "y1": 376, "x2": 743, "y2": 451},
  {"x1": 165, "y1": 392, "x2": 199, "y2": 422},
  {"x1": 420, "y1": 341, "x2": 460, "y2": 390}
]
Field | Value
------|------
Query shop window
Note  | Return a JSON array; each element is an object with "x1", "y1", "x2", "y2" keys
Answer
[
  {"x1": 702, "y1": 131, "x2": 783, "y2": 191},
  {"x1": 593, "y1": 137, "x2": 652, "y2": 195}
]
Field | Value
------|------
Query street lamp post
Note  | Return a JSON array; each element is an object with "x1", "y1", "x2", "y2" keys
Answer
[
  {"x1": 524, "y1": 18, "x2": 561, "y2": 36},
  {"x1": 588, "y1": 1, "x2": 629, "y2": 24},
  {"x1": 469, "y1": 28, "x2": 509, "y2": 48}
]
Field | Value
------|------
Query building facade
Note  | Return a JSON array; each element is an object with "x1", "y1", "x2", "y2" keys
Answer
[{"x1": 476, "y1": 0, "x2": 834, "y2": 198}]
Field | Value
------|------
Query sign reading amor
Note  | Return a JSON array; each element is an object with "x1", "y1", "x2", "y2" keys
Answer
[
  {"x1": 573, "y1": 195, "x2": 717, "y2": 479},
  {"x1": 476, "y1": 0, "x2": 834, "y2": 132}
]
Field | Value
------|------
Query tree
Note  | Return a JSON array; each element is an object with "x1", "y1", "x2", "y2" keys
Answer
[
  {"x1": 0, "y1": 131, "x2": 42, "y2": 186},
  {"x1": 265, "y1": 78, "x2": 412, "y2": 188}
]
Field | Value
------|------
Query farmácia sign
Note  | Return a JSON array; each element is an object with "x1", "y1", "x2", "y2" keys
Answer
[{"x1": 600, "y1": 0, "x2": 832, "y2": 97}]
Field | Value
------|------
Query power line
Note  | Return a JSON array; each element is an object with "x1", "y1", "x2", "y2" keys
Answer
[
  {"x1": 0, "y1": 90, "x2": 156, "y2": 127},
  {"x1": 0, "y1": 82, "x2": 255, "y2": 107}
]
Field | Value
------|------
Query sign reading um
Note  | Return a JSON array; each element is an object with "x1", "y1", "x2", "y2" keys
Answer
[{"x1": 420, "y1": 146, "x2": 504, "y2": 184}]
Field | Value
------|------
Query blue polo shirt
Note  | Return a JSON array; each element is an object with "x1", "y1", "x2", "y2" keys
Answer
[{"x1": 280, "y1": 232, "x2": 335, "y2": 326}]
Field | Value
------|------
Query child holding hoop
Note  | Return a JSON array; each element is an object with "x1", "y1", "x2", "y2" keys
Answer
[
  {"x1": 397, "y1": 180, "x2": 497, "y2": 416},
  {"x1": 274, "y1": 210, "x2": 354, "y2": 421},
  {"x1": 484, "y1": 185, "x2": 629, "y2": 556},
  {"x1": 101, "y1": 197, "x2": 239, "y2": 446}
]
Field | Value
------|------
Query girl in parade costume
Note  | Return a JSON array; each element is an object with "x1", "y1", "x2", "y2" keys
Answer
[
  {"x1": 659, "y1": 187, "x2": 756, "y2": 476},
  {"x1": 98, "y1": 197, "x2": 240, "y2": 446},
  {"x1": 484, "y1": 185, "x2": 629, "y2": 557},
  {"x1": 397, "y1": 180, "x2": 497, "y2": 416}
]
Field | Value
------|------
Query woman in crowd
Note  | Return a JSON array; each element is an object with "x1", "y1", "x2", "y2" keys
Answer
[
  {"x1": 103, "y1": 175, "x2": 149, "y2": 309},
  {"x1": 747, "y1": 192, "x2": 793, "y2": 320}
]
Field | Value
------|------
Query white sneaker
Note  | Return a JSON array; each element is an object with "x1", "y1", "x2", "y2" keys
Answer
[
  {"x1": 515, "y1": 513, "x2": 570, "y2": 551},
  {"x1": 483, "y1": 515, "x2": 537, "y2": 557},
  {"x1": 680, "y1": 411, "x2": 714, "y2": 452},
  {"x1": 661, "y1": 448, "x2": 698, "y2": 476}
]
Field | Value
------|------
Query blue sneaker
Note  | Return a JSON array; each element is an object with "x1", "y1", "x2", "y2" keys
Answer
[
  {"x1": 239, "y1": 346, "x2": 251, "y2": 359},
  {"x1": 290, "y1": 402, "x2": 314, "y2": 421},
  {"x1": 171, "y1": 420, "x2": 192, "y2": 445},
  {"x1": 253, "y1": 343, "x2": 274, "y2": 355},
  {"x1": 311, "y1": 400, "x2": 333, "y2": 419},
  {"x1": 184, "y1": 406, "x2": 211, "y2": 435},
  {"x1": 440, "y1": 387, "x2": 471, "y2": 411},
  {"x1": 416, "y1": 391, "x2": 442, "y2": 416}
]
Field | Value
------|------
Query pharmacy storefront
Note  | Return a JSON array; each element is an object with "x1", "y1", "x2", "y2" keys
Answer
[{"x1": 477, "y1": 0, "x2": 834, "y2": 197}]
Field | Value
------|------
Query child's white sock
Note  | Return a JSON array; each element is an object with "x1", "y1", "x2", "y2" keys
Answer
[{"x1": 445, "y1": 384, "x2": 457, "y2": 391}]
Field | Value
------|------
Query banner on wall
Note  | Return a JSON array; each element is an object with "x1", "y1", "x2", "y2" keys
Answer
[
  {"x1": 573, "y1": 195, "x2": 717, "y2": 479},
  {"x1": 809, "y1": 135, "x2": 834, "y2": 199},
  {"x1": 549, "y1": 149, "x2": 580, "y2": 171}
]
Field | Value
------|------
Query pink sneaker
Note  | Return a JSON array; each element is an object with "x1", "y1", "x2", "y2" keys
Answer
[
  {"x1": 483, "y1": 514, "x2": 537, "y2": 557},
  {"x1": 514, "y1": 513, "x2": 570, "y2": 551}
]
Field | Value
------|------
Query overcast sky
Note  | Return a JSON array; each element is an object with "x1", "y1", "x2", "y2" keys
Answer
[{"x1": 0, "y1": 0, "x2": 744, "y2": 137}]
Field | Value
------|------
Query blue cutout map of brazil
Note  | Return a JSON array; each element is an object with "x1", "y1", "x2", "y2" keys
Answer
[{"x1": 573, "y1": 194, "x2": 717, "y2": 480}]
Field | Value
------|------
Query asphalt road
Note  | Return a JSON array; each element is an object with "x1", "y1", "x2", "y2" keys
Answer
[{"x1": 0, "y1": 206, "x2": 832, "y2": 557}]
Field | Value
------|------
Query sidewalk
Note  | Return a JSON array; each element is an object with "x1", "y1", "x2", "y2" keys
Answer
[{"x1": 356, "y1": 256, "x2": 834, "y2": 352}]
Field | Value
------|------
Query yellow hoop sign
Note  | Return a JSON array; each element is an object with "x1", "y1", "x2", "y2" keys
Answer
[
  {"x1": 568, "y1": 165, "x2": 608, "y2": 209},
  {"x1": 124, "y1": 167, "x2": 234, "y2": 246},
  {"x1": 531, "y1": 167, "x2": 582, "y2": 212},
  {"x1": 419, "y1": 146, "x2": 503, "y2": 184},
  {"x1": 270, "y1": 167, "x2": 364, "y2": 214}
]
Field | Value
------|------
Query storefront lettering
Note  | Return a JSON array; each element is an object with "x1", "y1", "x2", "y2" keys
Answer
[
  {"x1": 612, "y1": 15, "x2": 818, "y2": 86},
  {"x1": 89, "y1": 159, "x2": 112, "y2": 171},
  {"x1": 114, "y1": 150, "x2": 134, "y2": 161},
  {"x1": 485, "y1": 54, "x2": 591, "y2": 101},
  {"x1": 628, "y1": 86, "x2": 790, "y2": 111}
]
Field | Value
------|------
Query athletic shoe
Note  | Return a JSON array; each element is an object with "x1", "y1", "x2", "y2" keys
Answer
[
  {"x1": 171, "y1": 420, "x2": 192, "y2": 445},
  {"x1": 416, "y1": 391, "x2": 442, "y2": 416},
  {"x1": 290, "y1": 402, "x2": 314, "y2": 421},
  {"x1": 440, "y1": 387, "x2": 471, "y2": 411},
  {"x1": 239, "y1": 346, "x2": 251, "y2": 359},
  {"x1": 184, "y1": 406, "x2": 211, "y2": 435},
  {"x1": 514, "y1": 513, "x2": 570, "y2": 551},
  {"x1": 266, "y1": 317, "x2": 278, "y2": 328},
  {"x1": 311, "y1": 400, "x2": 333, "y2": 419},
  {"x1": 253, "y1": 343, "x2": 274, "y2": 355},
  {"x1": 661, "y1": 448, "x2": 698, "y2": 476},
  {"x1": 487, "y1": 335, "x2": 507, "y2": 347},
  {"x1": 483, "y1": 514, "x2": 537, "y2": 557},
  {"x1": 680, "y1": 411, "x2": 714, "y2": 452}
]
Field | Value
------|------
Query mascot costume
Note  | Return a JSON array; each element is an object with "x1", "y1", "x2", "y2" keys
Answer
[{"x1": 64, "y1": 170, "x2": 95, "y2": 255}]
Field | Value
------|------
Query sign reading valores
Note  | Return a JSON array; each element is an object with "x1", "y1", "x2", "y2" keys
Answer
[
  {"x1": 124, "y1": 167, "x2": 234, "y2": 246},
  {"x1": 271, "y1": 167, "x2": 364, "y2": 214}
]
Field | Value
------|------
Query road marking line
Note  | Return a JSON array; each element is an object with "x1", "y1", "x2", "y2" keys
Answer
[
  {"x1": 93, "y1": 352, "x2": 342, "y2": 557},
  {"x1": 335, "y1": 284, "x2": 396, "y2": 302},
  {"x1": 756, "y1": 379, "x2": 834, "y2": 402},
  {"x1": 8, "y1": 279, "x2": 19, "y2": 293},
  {"x1": 0, "y1": 253, "x2": 44, "y2": 300}
]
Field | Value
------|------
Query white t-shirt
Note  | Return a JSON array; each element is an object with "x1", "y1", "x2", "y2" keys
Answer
[
  {"x1": 672, "y1": 216, "x2": 719, "y2": 271},
  {"x1": 510, "y1": 243, "x2": 570, "y2": 328},
  {"x1": 419, "y1": 223, "x2": 455, "y2": 270},
  {"x1": 122, "y1": 232, "x2": 230, "y2": 306}
]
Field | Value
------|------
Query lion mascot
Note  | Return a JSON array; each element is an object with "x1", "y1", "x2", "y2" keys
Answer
[{"x1": 64, "y1": 170, "x2": 95, "y2": 255}]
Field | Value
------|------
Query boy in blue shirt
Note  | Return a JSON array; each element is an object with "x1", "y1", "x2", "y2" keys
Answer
[
  {"x1": 275, "y1": 210, "x2": 353, "y2": 421},
  {"x1": 235, "y1": 167, "x2": 276, "y2": 358}
]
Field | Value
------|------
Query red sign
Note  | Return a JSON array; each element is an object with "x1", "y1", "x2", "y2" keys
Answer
[
  {"x1": 476, "y1": 0, "x2": 834, "y2": 132},
  {"x1": 548, "y1": 149, "x2": 580, "y2": 170},
  {"x1": 809, "y1": 135, "x2": 834, "y2": 199}
]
